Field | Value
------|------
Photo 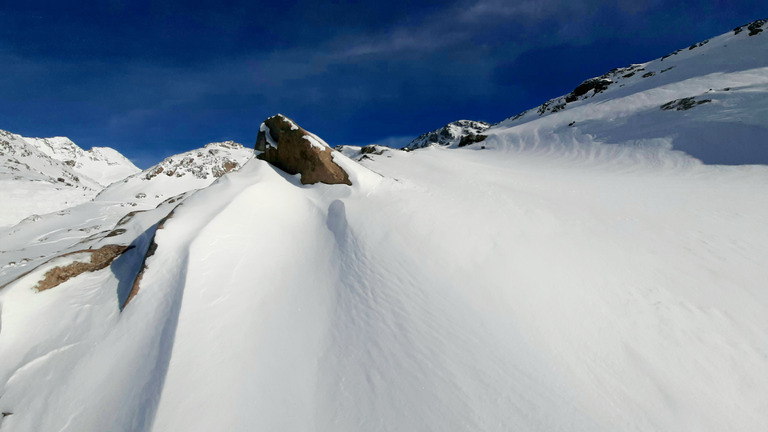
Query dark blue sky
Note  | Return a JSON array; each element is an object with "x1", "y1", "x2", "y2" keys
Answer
[{"x1": 1, "y1": 0, "x2": 766, "y2": 167}]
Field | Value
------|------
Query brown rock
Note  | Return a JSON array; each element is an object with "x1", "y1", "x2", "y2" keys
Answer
[
  {"x1": 255, "y1": 114, "x2": 351, "y2": 185},
  {"x1": 34, "y1": 245, "x2": 130, "y2": 292}
]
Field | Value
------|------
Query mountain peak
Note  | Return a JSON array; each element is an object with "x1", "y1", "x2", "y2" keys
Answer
[{"x1": 405, "y1": 120, "x2": 491, "y2": 150}]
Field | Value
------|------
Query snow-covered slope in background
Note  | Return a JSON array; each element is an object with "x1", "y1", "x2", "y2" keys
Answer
[
  {"x1": 23, "y1": 136, "x2": 139, "y2": 187},
  {"x1": 0, "y1": 130, "x2": 139, "y2": 227},
  {"x1": 96, "y1": 140, "x2": 254, "y2": 207},
  {"x1": 1, "y1": 139, "x2": 767, "y2": 431},
  {"x1": 481, "y1": 18, "x2": 768, "y2": 165},
  {"x1": 410, "y1": 19, "x2": 768, "y2": 164}
]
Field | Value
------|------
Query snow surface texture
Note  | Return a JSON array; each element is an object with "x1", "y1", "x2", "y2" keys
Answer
[
  {"x1": 2, "y1": 138, "x2": 767, "y2": 431},
  {"x1": 0, "y1": 130, "x2": 140, "y2": 227},
  {"x1": 1, "y1": 20, "x2": 768, "y2": 432}
]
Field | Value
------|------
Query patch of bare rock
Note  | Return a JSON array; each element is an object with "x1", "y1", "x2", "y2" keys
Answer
[
  {"x1": 34, "y1": 245, "x2": 130, "y2": 292},
  {"x1": 255, "y1": 114, "x2": 351, "y2": 185}
]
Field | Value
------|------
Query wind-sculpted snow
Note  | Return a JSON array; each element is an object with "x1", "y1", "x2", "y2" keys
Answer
[{"x1": 1, "y1": 139, "x2": 767, "y2": 431}]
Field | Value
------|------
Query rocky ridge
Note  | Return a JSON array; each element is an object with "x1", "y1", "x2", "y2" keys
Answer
[{"x1": 405, "y1": 120, "x2": 491, "y2": 150}]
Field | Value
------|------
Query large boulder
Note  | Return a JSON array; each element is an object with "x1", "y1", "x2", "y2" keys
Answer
[{"x1": 255, "y1": 114, "x2": 351, "y2": 185}]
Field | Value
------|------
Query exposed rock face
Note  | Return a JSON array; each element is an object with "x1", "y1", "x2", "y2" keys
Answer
[
  {"x1": 660, "y1": 97, "x2": 712, "y2": 111},
  {"x1": 406, "y1": 120, "x2": 491, "y2": 150},
  {"x1": 360, "y1": 145, "x2": 386, "y2": 155},
  {"x1": 565, "y1": 77, "x2": 613, "y2": 103},
  {"x1": 255, "y1": 114, "x2": 351, "y2": 185},
  {"x1": 734, "y1": 18, "x2": 767, "y2": 36},
  {"x1": 33, "y1": 244, "x2": 131, "y2": 292},
  {"x1": 457, "y1": 133, "x2": 488, "y2": 147}
]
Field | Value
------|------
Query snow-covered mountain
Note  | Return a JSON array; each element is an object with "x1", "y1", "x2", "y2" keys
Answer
[
  {"x1": 0, "y1": 130, "x2": 140, "y2": 227},
  {"x1": 1, "y1": 19, "x2": 768, "y2": 432},
  {"x1": 405, "y1": 119, "x2": 491, "y2": 149},
  {"x1": 410, "y1": 19, "x2": 768, "y2": 165},
  {"x1": 95, "y1": 140, "x2": 254, "y2": 207},
  {"x1": 482, "y1": 17, "x2": 768, "y2": 165},
  {"x1": 22, "y1": 136, "x2": 139, "y2": 187}
]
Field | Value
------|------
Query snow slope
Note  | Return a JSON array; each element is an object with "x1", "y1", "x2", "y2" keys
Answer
[
  {"x1": 486, "y1": 18, "x2": 768, "y2": 165},
  {"x1": 1, "y1": 21, "x2": 768, "y2": 432},
  {"x1": 95, "y1": 140, "x2": 254, "y2": 208},
  {"x1": 1, "y1": 139, "x2": 767, "y2": 431},
  {"x1": 0, "y1": 129, "x2": 141, "y2": 227},
  {"x1": 1, "y1": 131, "x2": 102, "y2": 227}
]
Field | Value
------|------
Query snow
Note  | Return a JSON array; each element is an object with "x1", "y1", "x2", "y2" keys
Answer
[
  {"x1": 0, "y1": 180, "x2": 94, "y2": 227},
  {"x1": 2, "y1": 139, "x2": 767, "y2": 431},
  {"x1": 259, "y1": 122, "x2": 278, "y2": 149},
  {"x1": 1, "y1": 20, "x2": 768, "y2": 432},
  {"x1": 21, "y1": 136, "x2": 139, "y2": 187},
  {"x1": 0, "y1": 130, "x2": 140, "y2": 227},
  {"x1": 302, "y1": 131, "x2": 332, "y2": 150},
  {"x1": 492, "y1": 21, "x2": 768, "y2": 164}
]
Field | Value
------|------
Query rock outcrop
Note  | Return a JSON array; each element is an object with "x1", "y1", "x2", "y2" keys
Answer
[
  {"x1": 256, "y1": 114, "x2": 351, "y2": 185},
  {"x1": 33, "y1": 244, "x2": 131, "y2": 292},
  {"x1": 405, "y1": 120, "x2": 491, "y2": 150}
]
